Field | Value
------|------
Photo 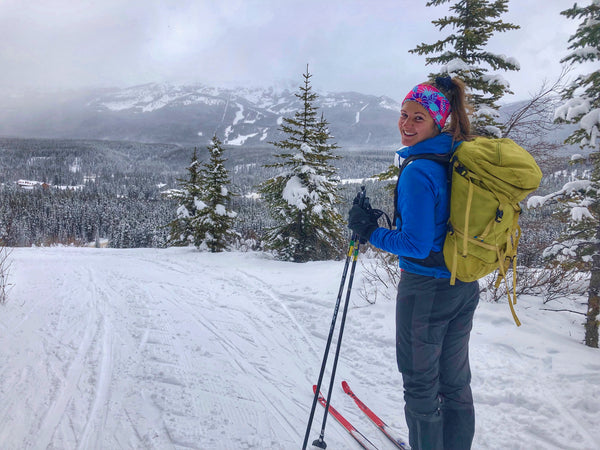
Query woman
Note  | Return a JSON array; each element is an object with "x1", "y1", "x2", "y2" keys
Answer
[{"x1": 348, "y1": 77, "x2": 479, "y2": 450}]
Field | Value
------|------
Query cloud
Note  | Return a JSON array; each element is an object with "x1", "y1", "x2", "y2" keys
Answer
[{"x1": 0, "y1": 0, "x2": 590, "y2": 102}]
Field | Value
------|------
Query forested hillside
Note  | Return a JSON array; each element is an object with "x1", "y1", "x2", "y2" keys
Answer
[
  {"x1": 0, "y1": 137, "x2": 395, "y2": 248},
  {"x1": 0, "y1": 135, "x2": 570, "y2": 267}
]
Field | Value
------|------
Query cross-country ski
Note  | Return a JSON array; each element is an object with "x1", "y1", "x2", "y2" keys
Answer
[
  {"x1": 312, "y1": 385, "x2": 379, "y2": 450},
  {"x1": 342, "y1": 381, "x2": 410, "y2": 449}
]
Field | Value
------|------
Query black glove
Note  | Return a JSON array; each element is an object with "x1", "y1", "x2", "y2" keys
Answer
[{"x1": 348, "y1": 204, "x2": 380, "y2": 242}]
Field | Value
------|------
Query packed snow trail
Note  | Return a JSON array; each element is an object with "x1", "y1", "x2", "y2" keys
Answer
[{"x1": 0, "y1": 247, "x2": 598, "y2": 449}]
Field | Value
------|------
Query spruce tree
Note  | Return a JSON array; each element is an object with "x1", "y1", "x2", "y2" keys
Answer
[
  {"x1": 410, "y1": 0, "x2": 520, "y2": 135},
  {"x1": 542, "y1": 1, "x2": 600, "y2": 348},
  {"x1": 167, "y1": 147, "x2": 204, "y2": 247},
  {"x1": 554, "y1": 1, "x2": 600, "y2": 148},
  {"x1": 259, "y1": 66, "x2": 345, "y2": 262},
  {"x1": 194, "y1": 135, "x2": 238, "y2": 252}
]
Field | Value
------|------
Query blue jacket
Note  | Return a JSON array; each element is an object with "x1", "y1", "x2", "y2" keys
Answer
[{"x1": 369, "y1": 133, "x2": 461, "y2": 278}]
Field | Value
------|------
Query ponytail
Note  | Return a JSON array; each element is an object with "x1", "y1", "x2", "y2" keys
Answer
[{"x1": 431, "y1": 76, "x2": 472, "y2": 142}]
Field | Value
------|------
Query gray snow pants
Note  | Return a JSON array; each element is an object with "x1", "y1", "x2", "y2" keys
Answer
[{"x1": 396, "y1": 271, "x2": 479, "y2": 450}]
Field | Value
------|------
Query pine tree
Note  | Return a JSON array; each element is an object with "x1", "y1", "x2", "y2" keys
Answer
[
  {"x1": 258, "y1": 66, "x2": 345, "y2": 262},
  {"x1": 194, "y1": 135, "x2": 238, "y2": 252},
  {"x1": 167, "y1": 147, "x2": 204, "y2": 247},
  {"x1": 554, "y1": 1, "x2": 600, "y2": 149},
  {"x1": 410, "y1": 0, "x2": 520, "y2": 135},
  {"x1": 542, "y1": 1, "x2": 600, "y2": 348}
]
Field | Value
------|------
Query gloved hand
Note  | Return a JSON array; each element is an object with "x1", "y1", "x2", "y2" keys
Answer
[{"x1": 348, "y1": 204, "x2": 380, "y2": 242}]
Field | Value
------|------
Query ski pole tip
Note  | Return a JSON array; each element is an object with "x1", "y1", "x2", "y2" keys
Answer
[{"x1": 312, "y1": 438, "x2": 327, "y2": 449}]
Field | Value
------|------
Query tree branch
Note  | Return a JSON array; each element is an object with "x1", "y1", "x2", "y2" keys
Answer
[{"x1": 540, "y1": 308, "x2": 586, "y2": 316}]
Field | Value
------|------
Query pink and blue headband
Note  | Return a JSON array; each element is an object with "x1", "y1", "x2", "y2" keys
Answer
[{"x1": 402, "y1": 84, "x2": 451, "y2": 130}]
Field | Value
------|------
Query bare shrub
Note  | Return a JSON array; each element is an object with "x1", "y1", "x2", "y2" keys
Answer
[
  {"x1": 480, "y1": 264, "x2": 587, "y2": 304},
  {"x1": 359, "y1": 245, "x2": 587, "y2": 308},
  {"x1": 358, "y1": 246, "x2": 400, "y2": 304}
]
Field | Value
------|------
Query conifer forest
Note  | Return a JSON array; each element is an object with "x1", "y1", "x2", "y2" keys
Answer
[
  {"x1": 0, "y1": 133, "x2": 571, "y2": 259},
  {"x1": 0, "y1": 136, "x2": 394, "y2": 248}
]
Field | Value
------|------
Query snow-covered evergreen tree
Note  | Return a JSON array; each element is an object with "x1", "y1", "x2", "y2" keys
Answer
[
  {"x1": 530, "y1": 1, "x2": 600, "y2": 348},
  {"x1": 194, "y1": 135, "x2": 238, "y2": 252},
  {"x1": 167, "y1": 148, "x2": 204, "y2": 247},
  {"x1": 410, "y1": 0, "x2": 520, "y2": 136},
  {"x1": 259, "y1": 66, "x2": 345, "y2": 262},
  {"x1": 554, "y1": 1, "x2": 600, "y2": 149}
]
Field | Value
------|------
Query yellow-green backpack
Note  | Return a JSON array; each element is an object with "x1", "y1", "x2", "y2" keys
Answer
[{"x1": 444, "y1": 137, "x2": 542, "y2": 325}]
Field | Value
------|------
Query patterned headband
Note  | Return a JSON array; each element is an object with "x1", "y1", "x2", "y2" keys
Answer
[{"x1": 402, "y1": 84, "x2": 451, "y2": 130}]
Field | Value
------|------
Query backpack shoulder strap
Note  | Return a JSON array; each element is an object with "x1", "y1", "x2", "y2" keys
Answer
[{"x1": 393, "y1": 153, "x2": 452, "y2": 227}]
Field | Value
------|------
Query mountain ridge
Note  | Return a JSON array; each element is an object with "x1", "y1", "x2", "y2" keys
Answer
[
  {"x1": 0, "y1": 82, "x2": 581, "y2": 155},
  {"x1": 0, "y1": 82, "x2": 404, "y2": 149}
]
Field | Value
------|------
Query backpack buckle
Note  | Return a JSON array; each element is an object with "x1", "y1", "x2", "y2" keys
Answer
[
  {"x1": 495, "y1": 209, "x2": 504, "y2": 222},
  {"x1": 455, "y1": 163, "x2": 468, "y2": 177}
]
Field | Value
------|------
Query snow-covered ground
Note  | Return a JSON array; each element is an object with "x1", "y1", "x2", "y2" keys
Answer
[{"x1": 1, "y1": 247, "x2": 598, "y2": 449}]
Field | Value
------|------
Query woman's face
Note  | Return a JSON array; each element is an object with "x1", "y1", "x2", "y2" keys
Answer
[{"x1": 398, "y1": 101, "x2": 440, "y2": 147}]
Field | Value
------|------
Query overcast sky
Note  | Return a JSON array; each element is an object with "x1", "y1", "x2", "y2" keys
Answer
[{"x1": 0, "y1": 0, "x2": 591, "y2": 102}]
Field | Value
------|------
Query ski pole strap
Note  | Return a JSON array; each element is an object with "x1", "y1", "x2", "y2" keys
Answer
[{"x1": 371, "y1": 208, "x2": 392, "y2": 229}]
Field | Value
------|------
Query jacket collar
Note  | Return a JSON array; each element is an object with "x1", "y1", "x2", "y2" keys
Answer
[{"x1": 397, "y1": 132, "x2": 461, "y2": 159}]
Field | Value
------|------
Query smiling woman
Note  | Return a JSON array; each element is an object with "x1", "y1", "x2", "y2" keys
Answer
[{"x1": 347, "y1": 76, "x2": 478, "y2": 450}]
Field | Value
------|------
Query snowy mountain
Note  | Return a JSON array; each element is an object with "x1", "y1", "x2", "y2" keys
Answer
[
  {"x1": 1, "y1": 83, "x2": 585, "y2": 155},
  {"x1": 0, "y1": 83, "x2": 404, "y2": 149},
  {"x1": 1, "y1": 247, "x2": 598, "y2": 449}
]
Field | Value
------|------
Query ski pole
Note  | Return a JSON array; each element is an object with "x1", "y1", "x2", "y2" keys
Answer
[
  {"x1": 312, "y1": 237, "x2": 361, "y2": 449},
  {"x1": 302, "y1": 186, "x2": 368, "y2": 450},
  {"x1": 301, "y1": 229, "x2": 358, "y2": 450}
]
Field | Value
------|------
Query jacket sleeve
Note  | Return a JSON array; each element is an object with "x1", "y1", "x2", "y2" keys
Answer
[{"x1": 369, "y1": 162, "x2": 437, "y2": 258}]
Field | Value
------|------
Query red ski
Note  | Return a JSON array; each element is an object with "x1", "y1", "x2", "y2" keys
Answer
[
  {"x1": 312, "y1": 385, "x2": 379, "y2": 450},
  {"x1": 342, "y1": 381, "x2": 411, "y2": 450}
]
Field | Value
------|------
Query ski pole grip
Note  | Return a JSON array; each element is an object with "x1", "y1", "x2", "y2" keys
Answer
[{"x1": 353, "y1": 186, "x2": 368, "y2": 209}]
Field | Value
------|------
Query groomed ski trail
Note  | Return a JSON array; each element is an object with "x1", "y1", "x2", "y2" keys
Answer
[
  {"x1": 2, "y1": 247, "x2": 598, "y2": 449},
  {"x1": 0, "y1": 248, "x2": 367, "y2": 449}
]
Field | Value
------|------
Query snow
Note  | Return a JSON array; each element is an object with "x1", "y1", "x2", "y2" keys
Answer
[
  {"x1": 571, "y1": 206, "x2": 594, "y2": 222},
  {"x1": 0, "y1": 247, "x2": 598, "y2": 449},
  {"x1": 580, "y1": 108, "x2": 599, "y2": 145},
  {"x1": 571, "y1": 154, "x2": 585, "y2": 162},
  {"x1": 226, "y1": 133, "x2": 259, "y2": 146},
  {"x1": 473, "y1": 106, "x2": 500, "y2": 119},
  {"x1": 570, "y1": 47, "x2": 600, "y2": 58},
  {"x1": 356, "y1": 104, "x2": 369, "y2": 124},
  {"x1": 554, "y1": 95, "x2": 599, "y2": 146},
  {"x1": 554, "y1": 98, "x2": 591, "y2": 123},
  {"x1": 497, "y1": 54, "x2": 521, "y2": 70},
  {"x1": 282, "y1": 175, "x2": 310, "y2": 210},
  {"x1": 441, "y1": 58, "x2": 473, "y2": 75},
  {"x1": 528, "y1": 179, "x2": 593, "y2": 209},
  {"x1": 340, "y1": 177, "x2": 379, "y2": 185},
  {"x1": 481, "y1": 73, "x2": 510, "y2": 88},
  {"x1": 176, "y1": 204, "x2": 190, "y2": 218},
  {"x1": 194, "y1": 198, "x2": 207, "y2": 210},
  {"x1": 483, "y1": 125, "x2": 502, "y2": 138},
  {"x1": 232, "y1": 103, "x2": 245, "y2": 126},
  {"x1": 97, "y1": 84, "x2": 227, "y2": 112}
]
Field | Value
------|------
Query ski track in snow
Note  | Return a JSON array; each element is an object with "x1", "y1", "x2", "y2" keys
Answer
[{"x1": 0, "y1": 247, "x2": 598, "y2": 449}]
